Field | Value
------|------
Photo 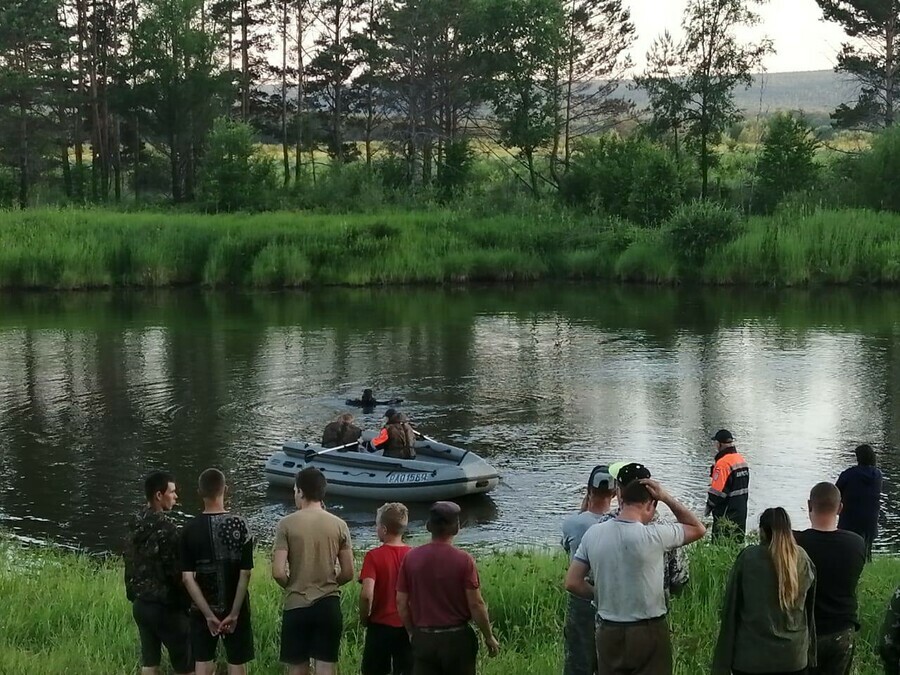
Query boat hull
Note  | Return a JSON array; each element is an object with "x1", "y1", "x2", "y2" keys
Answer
[{"x1": 264, "y1": 438, "x2": 499, "y2": 502}]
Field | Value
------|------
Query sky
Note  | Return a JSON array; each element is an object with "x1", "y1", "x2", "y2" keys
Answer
[{"x1": 628, "y1": 0, "x2": 849, "y2": 74}]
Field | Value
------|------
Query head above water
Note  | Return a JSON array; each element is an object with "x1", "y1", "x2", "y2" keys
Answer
[
  {"x1": 198, "y1": 468, "x2": 227, "y2": 501},
  {"x1": 144, "y1": 470, "x2": 177, "y2": 511},
  {"x1": 427, "y1": 500, "x2": 461, "y2": 539},
  {"x1": 855, "y1": 444, "x2": 877, "y2": 467},
  {"x1": 295, "y1": 466, "x2": 327, "y2": 504},
  {"x1": 362, "y1": 389, "x2": 375, "y2": 401}
]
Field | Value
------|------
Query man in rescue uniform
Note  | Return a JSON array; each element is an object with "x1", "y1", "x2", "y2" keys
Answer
[{"x1": 706, "y1": 429, "x2": 750, "y2": 541}]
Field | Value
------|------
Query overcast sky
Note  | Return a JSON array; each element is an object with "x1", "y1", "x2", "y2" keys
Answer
[{"x1": 628, "y1": 0, "x2": 848, "y2": 73}]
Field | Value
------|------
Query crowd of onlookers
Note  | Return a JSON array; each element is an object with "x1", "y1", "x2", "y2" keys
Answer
[
  {"x1": 124, "y1": 436, "x2": 896, "y2": 675},
  {"x1": 125, "y1": 466, "x2": 496, "y2": 675}
]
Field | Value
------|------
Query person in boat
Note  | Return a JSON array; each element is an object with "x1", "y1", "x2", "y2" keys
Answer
[
  {"x1": 369, "y1": 412, "x2": 417, "y2": 460},
  {"x1": 321, "y1": 413, "x2": 362, "y2": 449}
]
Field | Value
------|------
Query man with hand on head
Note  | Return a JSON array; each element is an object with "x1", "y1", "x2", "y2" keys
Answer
[
  {"x1": 180, "y1": 469, "x2": 254, "y2": 675},
  {"x1": 565, "y1": 464, "x2": 705, "y2": 675},
  {"x1": 272, "y1": 466, "x2": 354, "y2": 675},
  {"x1": 560, "y1": 466, "x2": 617, "y2": 675},
  {"x1": 397, "y1": 501, "x2": 499, "y2": 675}
]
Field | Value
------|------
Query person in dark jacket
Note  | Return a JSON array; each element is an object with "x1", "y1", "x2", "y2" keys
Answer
[
  {"x1": 370, "y1": 412, "x2": 417, "y2": 459},
  {"x1": 321, "y1": 413, "x2": 362, "y2": 449},
  {"x1": 124, "y1": 471, "x2": 193, "y2": 675},
  {"x1": 836, "y1": 444, "x2": 882, "y2": 560},
  {"x1": 712, "y1": 507, "x2": 817, "y2": 675},
  {"x1": 706, "y1": 429, "x2": 750, "y2": 541}
]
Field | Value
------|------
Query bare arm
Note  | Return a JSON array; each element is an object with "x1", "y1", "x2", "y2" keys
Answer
[
  {"x1": 397, "y1": 591, "x2": 413, "y2": 635},
  {"x1": 359, "y1": 578, "x2": 375, "y2": 625},
  {"x1": 182, "y1": 571, "x2": 221, "y2": 635},
  {"x1": 230, "y1": 569, "x2": 251, "y2": 616},
  {"x1": 466, "y1": 587, "x2": 500, "y2": 656},
  {"x1": 564, "y1": 559, "x2": 594, "y2": 600},
  {"x1": 642, "y1": 479, "x2": 706, "y2": 544},
  {"x1": 336, "y1": 547, "x2": 354, "y2": 586},
  {"x1": 271, "y1": 549, "x2": 289, "y2": 588}
]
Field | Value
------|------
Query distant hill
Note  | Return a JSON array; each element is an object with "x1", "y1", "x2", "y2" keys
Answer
[{"x1": 628, "y1": 69, "x2": 857, "y2": 116}]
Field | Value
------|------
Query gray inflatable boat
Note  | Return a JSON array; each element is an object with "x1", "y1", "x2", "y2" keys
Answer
[{"x1": 264, "y1": 433, "x2": 500, "y2": 501}]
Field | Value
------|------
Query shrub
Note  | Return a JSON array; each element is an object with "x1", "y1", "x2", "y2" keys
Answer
[
  {"x1": 855, "y1": 127, "x2": 900, "y2": 212},
  {"x1": 0, "y1": 167, "x2": 17, "y2": 207},
  {"x1": 560, "y1": 136, "x2": 683, "y2": 226},
  {"x1": 196, "y1": 117, "x2": 279, "y2": 213},
  {"x1": 754, "y1": 113, "x2": 820, "y2": 213},
  {"x1": 437, "y1": 140, "x2": 475, "y2": 200},
  {"x1": 665, "y1": 201, "x2": 742, "y2": 268}
]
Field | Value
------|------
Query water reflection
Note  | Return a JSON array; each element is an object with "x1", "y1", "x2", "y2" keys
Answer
[{"x1": 0, "y1": 286, "x2": 898, "y2": 552}]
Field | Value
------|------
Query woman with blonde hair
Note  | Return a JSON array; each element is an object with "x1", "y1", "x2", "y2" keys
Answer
[{"x1": 712, "y1": 507, "x2": 817, "y2": 675}]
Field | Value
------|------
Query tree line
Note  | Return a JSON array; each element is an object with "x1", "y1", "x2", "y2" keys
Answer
[{"x1": 0, "y1": 0, "x2": 896, "y2": 209}]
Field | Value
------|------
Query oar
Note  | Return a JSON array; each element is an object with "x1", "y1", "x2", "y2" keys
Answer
[{"x1": 305, "y1": 439, "x2": 362, "y2": 460}]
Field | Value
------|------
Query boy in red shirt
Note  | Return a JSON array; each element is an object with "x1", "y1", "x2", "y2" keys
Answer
[{"x1": 359, "y1": 503, "x2": 412, "y2": 675}]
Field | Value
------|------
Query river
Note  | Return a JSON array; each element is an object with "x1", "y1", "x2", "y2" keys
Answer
[{"x1": 0, "y1": 286, "x2": 897, "y2": 553}]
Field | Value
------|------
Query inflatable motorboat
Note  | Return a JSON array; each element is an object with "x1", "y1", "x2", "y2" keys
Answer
[
  {"x1": 345, "y1": 397, "x2": 404, "y2": 407},
  {"x1": 264, "y1": 432, "x2": 500, "y2": 501}
]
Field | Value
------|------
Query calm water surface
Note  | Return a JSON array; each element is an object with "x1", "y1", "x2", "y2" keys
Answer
[{"x1": 0, "y1": 286, "x2": 898, "y2": 552}]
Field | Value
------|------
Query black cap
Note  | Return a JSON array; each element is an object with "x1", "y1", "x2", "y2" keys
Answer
[
  {"x1": 712, "y1": 429, "x2": 734, "y2": 443},
  {"x1": 384, "y1": 408, "x2": 397, "y2": 419},
  {"x1": 429, "y1": 501, "x2": 461, "y2": 524},
  {"x1": 611, "y1": 462, "x2": 651, "y2": 486},
  {"x1": 587, "y1": 465, "x2": 616, "y2": 491}
]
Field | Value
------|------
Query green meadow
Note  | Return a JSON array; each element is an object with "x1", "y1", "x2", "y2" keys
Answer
[{"x1": 0, "y1": 541, "x2": 895, "y2": 673}]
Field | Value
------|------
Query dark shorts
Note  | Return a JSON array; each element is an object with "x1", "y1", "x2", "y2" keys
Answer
[
  {"x1": 132, "y1": 600, "x2": 193, "y2": 674},
  {"x1": 411, "y1": 626, "x2": 477, "y2": 675},
  {"x1": 280, "y1": 595, "x2": 343, "y2": 665},
  {"x1": 363, "y1": 623, "x2": 411, "y2": 675},
  {"x1": 190, "y1": 605, "x2": 254, "y2": 665}
]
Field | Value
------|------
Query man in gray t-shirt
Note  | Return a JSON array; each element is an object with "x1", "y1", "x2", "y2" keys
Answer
[
  {"x1": 560, "y1": 466, "x2": 616, "y2": 675},
  {"x1": 565, "y1": 465, "x2": 706, "y2": 675}
]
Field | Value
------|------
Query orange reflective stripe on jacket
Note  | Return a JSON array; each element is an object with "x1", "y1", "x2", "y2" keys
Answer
[{"x1": 372, "y1": 427, "x2": 389, "y2": 447}]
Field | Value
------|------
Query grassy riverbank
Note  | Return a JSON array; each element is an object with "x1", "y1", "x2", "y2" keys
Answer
[
  {"x1": 0, "y1": 541, "x2": 895, "y2": 674},
  {"x1": 3, "y1": 207, "x2": 900, "y2": 289}
]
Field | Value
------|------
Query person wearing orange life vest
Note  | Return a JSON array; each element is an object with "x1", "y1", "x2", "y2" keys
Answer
[
  {"x1": 705, "y1": 429, "x2": 750, "y2": 541},
  {"x1": 369, "y1": 412, "x2": 417, "y2": 460}
]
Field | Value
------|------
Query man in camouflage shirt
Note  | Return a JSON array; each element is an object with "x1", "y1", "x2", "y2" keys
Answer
[
  {"x1": 124, "y1": 471, "x2": 193, "y2": 675},
  {"x1": 880, "y1": 587, "x2": 900, "y2": 674}
]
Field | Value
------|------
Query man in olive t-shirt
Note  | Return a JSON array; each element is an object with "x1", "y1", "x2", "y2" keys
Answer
[{"x1": 272, "y1": 468, "x2": 354, "y2": 675}]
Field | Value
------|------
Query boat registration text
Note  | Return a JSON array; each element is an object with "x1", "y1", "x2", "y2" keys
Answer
[{"x1": 387, "y1": 472, "x2": 429, "y2": 484}]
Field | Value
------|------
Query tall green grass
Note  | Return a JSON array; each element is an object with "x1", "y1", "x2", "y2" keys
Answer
[
  {"x1": 0, "y1": 541, "x2": 895, "y2": 673},
  {"x1": 2, "y1": 207, "x2": 900, "y2": 288}
]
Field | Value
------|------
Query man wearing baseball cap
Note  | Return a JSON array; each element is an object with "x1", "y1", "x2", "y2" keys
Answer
[
  {"x1": 608, "y1": 462, "x2": 690, "y2": 603},
  {"x1": 396, "y1": 501, "x2": 499, "y2": 674},
  {"x1": 565, "y1": 464, "x2": 705, "y2": 675},
  {"x1": 706, "y1": 430, "x2": 750, "y2": 541},
  {"x1": 560, "y1": 466, "x2": 617, "y2": 675}
]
